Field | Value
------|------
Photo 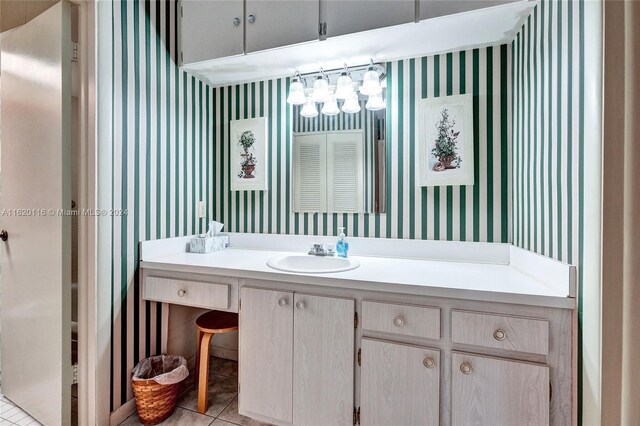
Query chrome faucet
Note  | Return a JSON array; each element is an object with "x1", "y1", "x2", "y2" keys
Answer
[{"x1": 308, "y1": 243, "x2": 335, "y2": 257}]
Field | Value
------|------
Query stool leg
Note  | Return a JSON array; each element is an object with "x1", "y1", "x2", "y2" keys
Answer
[
  {"x1": 195, "y1": 328, "x2": 203, "y2": 389},
  {"x1": 197, "y1": 332, "x2": 214, "y2": 414}
]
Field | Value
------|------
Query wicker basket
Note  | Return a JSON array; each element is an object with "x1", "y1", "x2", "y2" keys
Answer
[{"x1": 132, "y1": 378, "x2": 182, "y2": 425}]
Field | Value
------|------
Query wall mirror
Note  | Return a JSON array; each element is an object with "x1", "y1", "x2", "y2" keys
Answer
[{"x1": 291, "y1": 99, "x2": 387, "y2": 214}]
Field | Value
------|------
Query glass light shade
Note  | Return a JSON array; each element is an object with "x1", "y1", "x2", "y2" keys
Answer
[
  {"x1": 341, "y1": 93, "x2": 361, "y2": 114},
  {"x1": 312, "y1": 77, "x2": 330, "y2": 103},
  {"x1": 360, "y1": 69, "x2": 382, "y2": 96},
  {"x1": 334, "y1": 73, "x2": 354, "y2": 99},
  {"x1": 365, "y1": 92, "x2": 386, "y2": 111},
  {"x1": 300, "y1": 96, "x2": 318, "y2": 118},
  {"x1": 321, "y1": 95, "x2": 340, "y2": 116},
  {"x1": 287, "y1": 79, "x2": 307, "y2": 105}
]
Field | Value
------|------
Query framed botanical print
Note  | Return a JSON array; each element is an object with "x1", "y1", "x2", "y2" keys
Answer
[
  {"x1": 230, "y1": 117, "x2": 268, "y2": 191},
  {"x1": 418, "y1": 94, "x2": 474, "y2": 187}
]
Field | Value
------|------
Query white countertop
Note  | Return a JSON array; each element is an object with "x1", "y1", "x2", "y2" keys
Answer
[{"x1": 140, "y1": 235, "x2": 576, "y2": 309}]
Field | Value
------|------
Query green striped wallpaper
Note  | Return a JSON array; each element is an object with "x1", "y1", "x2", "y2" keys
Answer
[
  {"x1": 108, "y1": 0, "x2": 514, "y2": 414},
  {"x1": 510, "y1": 0, "x2": 585, "y2": 418}
]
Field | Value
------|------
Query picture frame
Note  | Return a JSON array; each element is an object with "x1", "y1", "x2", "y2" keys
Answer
[
  {"x1": 230, "y1": 117, "x2": 268, "y2": 191},
  {"x1": 418, "y1": 94, "x2": 474, "y2": 187}
]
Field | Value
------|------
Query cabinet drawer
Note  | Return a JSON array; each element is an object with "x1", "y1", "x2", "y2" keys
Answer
[
  {"x1": 451, "y1": 310, "x2": 549, "y2": 355},
  {"x1": 144, "y1": 276, "x2": 230, "y2": 310},
  {"x1": 362, "y1": 301, "x2": 440, "y2": 340}
]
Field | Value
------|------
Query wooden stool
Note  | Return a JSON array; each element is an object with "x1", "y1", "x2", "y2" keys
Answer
[{"x1": 195, "y1": 310, "x2": 239, "y2": 413}]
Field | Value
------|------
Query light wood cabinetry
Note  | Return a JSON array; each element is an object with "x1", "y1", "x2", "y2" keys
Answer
[
  {"x1": 361, "y1": 300, "x2": 440, "y2": 340},
  {"x1": 418, "y1": 0, "x2": 522, "y2": 21},
  {"x1": 360, "y1": 338, "x2": 440, "y2": 426},
  {"x1": 451, "y1": 352, "x2": 550, "y2": 425},
  {"x1": 238, "y1": 287, "x2": 355, "y2": 425},
  {"x1": 321, "y1": 0, "x2": 416, "y2": 38},
  {"x1": 238, "y1": 287, "x2": 294, "y2": 423},
  {"x1": 293, "y1": 294, "x2": 354, "y2": 425}
]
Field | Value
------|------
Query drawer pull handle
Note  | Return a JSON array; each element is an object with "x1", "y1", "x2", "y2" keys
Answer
[
  {"x1": 493, "y1": 329, "x2": 506, "y2": 341},
  {"x1": 460, "y1": 362, "x2": 472, "y2": 375},
  {"x1": 278, "y1": 297, "x2": 289, "y2": 307},
  {"x1": 393, "y1": 316, "x2": 405, "y2": 327},
  {"x1": 296, "y1": 301, "x2": 305, "y2": 310},
  {"x1": 177, "y1": 289, "x2": 186, "y2": 297},
  {"x1": 423, "y1": 357, "x2": 435, "y2": 369}
]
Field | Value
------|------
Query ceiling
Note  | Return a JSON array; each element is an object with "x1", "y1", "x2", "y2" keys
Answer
[{"x1": 184, "y1": 1, "x2": 535, "y2": 88}]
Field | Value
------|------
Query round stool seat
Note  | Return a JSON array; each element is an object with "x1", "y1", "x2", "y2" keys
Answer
[{"x1": 195, "y1": 310, "x2": 238, "y2": 334}]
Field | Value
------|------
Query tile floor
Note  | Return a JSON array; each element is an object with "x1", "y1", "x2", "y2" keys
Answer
[
  {"x1": 0, "y1": 393, "x2": 41, "y2": 426},
  {"x1": 120, "y1": 357, "x2": 270, "y2": 426}
]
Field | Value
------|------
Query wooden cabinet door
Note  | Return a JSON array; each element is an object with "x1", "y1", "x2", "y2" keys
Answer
[
  {"x1": 452, "y1": 352, "x2": 549, "y2": 426},
  {"x1": 360, "y1": 339, "x2": 440, "y2": 426},
  {"x1": 180, "y1": 0, "x2": 244, "y2": 64},
  {"x1": 245, "y1": 0, "x2": 320, "y2": 53},
  {"x1": 323, "y1": 0, "x2": 415, "y2": 38},
  {"x1": 293, "y1": 294, "x2": 355, "y2": 425},
  {"x1": 238, "y1": 287, "x2": 294, "y2": 423}
]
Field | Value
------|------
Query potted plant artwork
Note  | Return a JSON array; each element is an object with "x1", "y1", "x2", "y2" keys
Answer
[
  {"x1": 238, "y1": 130, "x2": 257, "y2": 179},
  {"x1": 430, "y1": 108, "x2": 461, "y2": 172}
]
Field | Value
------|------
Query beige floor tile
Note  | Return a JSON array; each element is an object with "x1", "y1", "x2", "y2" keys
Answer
[
  {"x1": 177, "y1": 374, "x2": 237, "y2": 417},
  {"x1": 218, "y1": 397, "x2": 271, "y2": 426},
  {"x1": 210, "y1": 420, "x2": 237, "y2": 426},
  {"x1": 119, "y1": 407, "x2": 214, "y2": 426},
  {"x1": 210, "y1": 360, "x2": 238, "y2": 379}
]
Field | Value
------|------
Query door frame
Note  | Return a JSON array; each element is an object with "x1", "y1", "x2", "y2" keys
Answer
[{"x1": 74, "y1": 0, "x2": 111, "y2": 424}]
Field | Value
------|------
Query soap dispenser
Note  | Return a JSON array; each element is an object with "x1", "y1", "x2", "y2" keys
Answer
[{"x1": 336, "y1": 227, "x2": 349, "y2": 258}]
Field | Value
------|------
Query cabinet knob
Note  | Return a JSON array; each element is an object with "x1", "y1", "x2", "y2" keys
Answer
[
  {"x1": 460, "y1": 362, "x2": 472, "y2": 375},
  {"x1": 296, "y1": 301, "x2": 305, "y2": 310},
  {"x1": 248, "y1": 14, "x2": 256, "y2": 24},
  {"x1": 423, "y1": 357, "x2": 435, "y2": 369},
  {"x1": 177, "y1": 289, "x2": 186, "y2": 297},
  {"x1": 393, "y1": 316, "x2": 405, "y2": 327},
  {"x1": 493, "y1": 329, "x2": 506, "y2": 341},
  {"x1": 278, "y1": 297, "x2": 288, "y2": 307},
  {"x1": 233, "y1": 17, "x2": 241, "y2": 26}
]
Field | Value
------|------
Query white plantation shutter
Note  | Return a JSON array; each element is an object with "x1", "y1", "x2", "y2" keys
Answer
[
  {"x1": 327, "y1": 132, "x2": 364, "y2": 213},
  {"x1": 293, "y1": 134, "x2": 327, "y2": 212}
]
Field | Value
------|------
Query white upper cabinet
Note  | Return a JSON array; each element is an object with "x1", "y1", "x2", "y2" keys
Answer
[
  {"x1": 322, "y1": 0, "x2": 416, "y2": 38},
  {"x1": 419, "y1": 0, "x2": 522, "y2": 21},
  {"x1": 245, "y1": 0, "x2": 320, "y2": 53},
  {"x1": 180, "y1": 0, "x2": 244, "y2": 64}
]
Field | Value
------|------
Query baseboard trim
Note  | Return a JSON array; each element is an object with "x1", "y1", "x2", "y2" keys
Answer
[
  {"x1": 212, "y1": 346, "x2": 238, "y2": 361},
  {"x1": 109, "y1": 398, "x2": 136, "y2": 426}
]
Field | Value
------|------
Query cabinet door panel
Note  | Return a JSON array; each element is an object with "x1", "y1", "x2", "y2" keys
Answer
[
  {"x1": 245, "y1": 0, "x2": 319, "y2": 53},
  {"x1": 360, "y1": 339, "x2": 440, "y2": 426},
  {"x1": 293, "y1": 294, "x2": 355, "y2": 426},
  {"x1": 452, "y1": 352, "x2": 549, "y2": 426},
  {"x1": 324, "y1": 0, "x2": 415, "y2": 38},
  {"x1": 180, "y1": 0, "x2": 244, "y2": 64},
  {"x1": 238, "y1": 288, "x2": 293, "y2": 423},
  {"x1": 419, "y1": 0, "x2": 521, "y2": 21}
]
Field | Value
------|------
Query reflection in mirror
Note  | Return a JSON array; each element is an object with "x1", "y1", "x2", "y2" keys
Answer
[{"x1": 292, "y1": 98, "x2": 386, "y2": 214}]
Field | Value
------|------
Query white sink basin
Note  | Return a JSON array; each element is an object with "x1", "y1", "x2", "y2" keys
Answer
[{"x1": 267, "y1": 255, "x2": 360, "y2": 274}]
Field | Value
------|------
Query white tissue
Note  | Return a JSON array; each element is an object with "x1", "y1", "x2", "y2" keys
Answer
[{"x1": 206, "y1": 220, "x2": 224, "y2": 238}]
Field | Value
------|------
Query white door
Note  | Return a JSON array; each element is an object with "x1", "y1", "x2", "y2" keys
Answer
[
  {"x1": 293, "y1": 293, "x2": 354, "y2": 426},
  {"x1": 323, "y1": 0, "x2": 415, "y2": 38},
  {"x1": 360, "y1": 339, "x2": 440, "y2": 425},
  {"x1": 451, "y1": 352, "x2": 549, "y2": 425},
  {"x1": 238, "y1": 287, "x2": 294, "y2": 423},
  {"x1": 0, "y1": 2, "x2": 72, "y2": 425},
  {"x1": 245, "y1": 0, "x2": 319, "y2": 53},
  {"x1": 180, "y1": 0, "x2": 244, "y2": 64}
]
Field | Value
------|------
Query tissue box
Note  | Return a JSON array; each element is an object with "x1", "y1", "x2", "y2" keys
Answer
[{"x1": 189, "y1": 235, "x2": 229, "y2": 254}]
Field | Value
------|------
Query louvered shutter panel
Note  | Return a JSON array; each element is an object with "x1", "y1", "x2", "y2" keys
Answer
[
  {"x1": 327, "y1": 132, "x2": 364, "y2": 213},
  {"x1": 293, "y1": 134, "x2": 327, "y2": 212}
]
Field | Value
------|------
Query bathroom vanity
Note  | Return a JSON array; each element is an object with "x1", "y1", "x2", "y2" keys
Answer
[{"x1": 140, "y1": 233, "x2": 576, "y2": 426}]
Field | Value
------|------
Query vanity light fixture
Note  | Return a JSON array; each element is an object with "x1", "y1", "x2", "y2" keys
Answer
[
  {"x1": 286, "y1": 72, "x2": 307, "y2": 105},
  {"x1": 365, "y1": 92, "x2": 386, "y2": 111},
  {"x1": 312, "y1": 70, "x2": 331, "y2": 103},
  {"x1": 300, "y1": 95, "x2": 319, "y2": 118},
  {"x1": 321, "y1": 94, "x2": 340, "y2": 116},
  {"x1": 342, "y1": 92, "x2": 361, "y2": 114},
  {"x1": 360, "y1": 62, "x2": 383, "y2": 96},
  {"x1": 334, "y1": 65, "x2": 354, "y2": 100}
]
